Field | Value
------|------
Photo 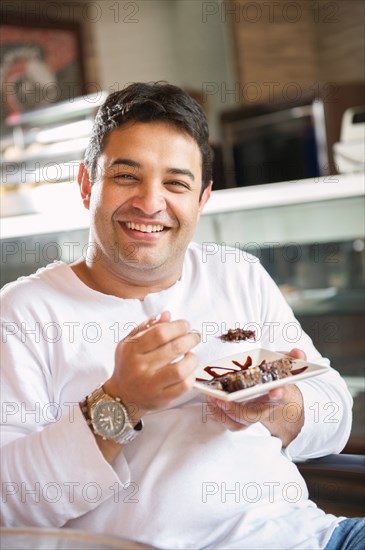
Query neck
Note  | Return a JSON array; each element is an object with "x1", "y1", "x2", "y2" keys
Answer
[{"x1": 71, "y1": 258, "x2": 182, "y2": 300}]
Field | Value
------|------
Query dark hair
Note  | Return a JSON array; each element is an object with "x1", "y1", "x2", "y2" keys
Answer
[{"x1": 84, "y1": 82, "x2": 213, "y2": 196}]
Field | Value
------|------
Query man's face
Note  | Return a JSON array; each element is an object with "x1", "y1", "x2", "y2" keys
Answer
[{"x1": 80, "y1": 121, "x2": 211, "y2": 284}]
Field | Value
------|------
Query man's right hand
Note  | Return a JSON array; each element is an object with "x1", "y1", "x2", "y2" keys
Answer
[{"x1": 103, "y1": 311, "x2": 201, "y2": 421}]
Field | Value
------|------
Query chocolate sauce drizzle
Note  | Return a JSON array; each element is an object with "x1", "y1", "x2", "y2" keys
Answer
[
  {"x1": 196, "y1": 356, "x2": 253, "y2": 382},
  {"x1": 196, "y1": 356, "x2": 308, "y2": 383}
]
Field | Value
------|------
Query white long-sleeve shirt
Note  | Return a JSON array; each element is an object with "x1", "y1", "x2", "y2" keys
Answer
[{"x1": 1, "y1": 243, "x2": 352, "y2": 549}]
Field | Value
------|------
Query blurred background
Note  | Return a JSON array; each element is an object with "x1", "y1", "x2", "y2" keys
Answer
[{"x1": 0, "y1": 0, "x2": 364, "y2": 452}]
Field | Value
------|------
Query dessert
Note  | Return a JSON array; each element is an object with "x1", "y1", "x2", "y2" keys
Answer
[
  {"x1": 198, "y1": 356, "x2": 307, "y2": 393},
  {"x1": 220, "y1": 328, "x2": 256, "y2": 342}
]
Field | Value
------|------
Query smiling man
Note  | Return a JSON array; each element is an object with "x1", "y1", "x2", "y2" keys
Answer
[
  {"x1": 1, "y1": 83, "x2": 363, "y2": 549},
  {"x1": 73, "y1": 119, "x2": 210, "y2": 297}
]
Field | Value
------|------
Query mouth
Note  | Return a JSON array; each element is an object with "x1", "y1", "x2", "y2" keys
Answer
[{"x1": 124, "y1": 222, "x2": 166, "y2": 233}]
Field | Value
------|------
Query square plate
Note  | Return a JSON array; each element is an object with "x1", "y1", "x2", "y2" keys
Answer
[{"x1": 193, "y1": 348, "x2": 328, "y2": 402}]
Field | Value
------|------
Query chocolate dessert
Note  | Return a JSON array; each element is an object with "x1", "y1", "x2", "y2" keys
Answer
[
  {"x1": 220, "y1": 328, "x2": 256, "y2": 342},
  {"x1": 200, "y1": 356, "x2": 298, "y2": 393}
]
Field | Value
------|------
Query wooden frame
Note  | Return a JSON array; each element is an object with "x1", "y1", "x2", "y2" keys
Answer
[{"x1": 0, "y1": 13, "x2": 86, "y2": 122}]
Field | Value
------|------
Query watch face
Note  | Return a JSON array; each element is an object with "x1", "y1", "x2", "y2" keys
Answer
[{"x1": 92, "y1": 400, "x2": 126, "y2": 439}]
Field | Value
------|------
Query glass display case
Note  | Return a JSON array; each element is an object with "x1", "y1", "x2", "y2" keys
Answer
[
  {"x1": 193, "y1": 173, "x2": 364, "y2": 451},
  {"x1": 1, "y1": 173, "x2": 364, "y2": 450},
  {"x1": 0, "y1": 93, "x2": 107, "y2": 217}
]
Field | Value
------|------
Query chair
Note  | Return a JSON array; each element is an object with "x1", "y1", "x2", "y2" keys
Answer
[{"x1": 295, "y1": 453, "x2": 365, "y2": 517}]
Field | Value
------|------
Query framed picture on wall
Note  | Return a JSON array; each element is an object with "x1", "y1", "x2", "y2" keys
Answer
[{"x1": 0, "y1": 14, "x2": 86, "y2": 123}]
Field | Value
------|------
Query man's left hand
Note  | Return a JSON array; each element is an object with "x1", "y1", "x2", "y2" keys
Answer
[{"x1": 206, "y1": 348, "x2": 305, "y2": 448}]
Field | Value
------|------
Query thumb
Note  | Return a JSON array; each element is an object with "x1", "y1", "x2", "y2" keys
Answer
[
  {"x1": 287, "y1": 348, "x2": 306, "y2": 361},
  {"x1": 279, "y1": 348, "x2": 306, "y2": 361}
]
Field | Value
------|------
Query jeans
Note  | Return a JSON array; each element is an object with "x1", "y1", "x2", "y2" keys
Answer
[{"x1": 324, "y1": 518, "x2": 365, "y2": 550}]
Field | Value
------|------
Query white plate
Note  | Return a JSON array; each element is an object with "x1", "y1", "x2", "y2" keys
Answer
[{"x1": 194, "y1": 348, "x2": 328, "y2": 402}]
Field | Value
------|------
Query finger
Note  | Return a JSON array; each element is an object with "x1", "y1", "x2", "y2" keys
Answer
[
  {"x1": 147, "y1": 331, "x2": 201, "y2": 371},
  {"x1": 205, "y1": 397, "x2": 225, "y2": 424},
  {"x1": 124, "y1": 318, "x2": 191, "y2": 354},
  {"x1": 153, "y1": 351, "x2": 199, "y2": 388},
  {"x1": 206, "y1": 398, "x2": 248, "y2": 431},
  {"x1": 268, "y1": 383, "x2": 300, "y2": 404},
  {"x1": 124, "y1": 311, "x2": 170, "y2": 341},
  {"x1": 268, "y1": 386, "x2": 286, "y2": 401},
  {"x1": 154, "y1": 375, "x2": 196, "y2": 405},
  {"x1": 136, "y1": 320, "x2": 197, "y2": 355},
  {"x1": 218, "y1": 397, "x2": 280, "y2": 426}
]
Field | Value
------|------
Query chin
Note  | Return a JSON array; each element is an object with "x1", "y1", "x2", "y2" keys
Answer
[{"x1": 121, "y1": 257, "x2": 166, "y2": 272}]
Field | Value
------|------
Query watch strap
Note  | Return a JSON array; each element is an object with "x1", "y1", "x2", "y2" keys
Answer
[{"x1": 80, "y1": 386, "x2": 144, "y2": 444}]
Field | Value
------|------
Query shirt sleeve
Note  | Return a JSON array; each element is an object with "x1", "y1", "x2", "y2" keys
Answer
[
  {"x1": 254, "y1": 261, "x2": 353, "y2": 461},
  {"x1": 284, "y1": 370, "x2": 353, "y2": 460},
  {"x1": 0, "y1": 310, "x2": 127, "y2": 527}
]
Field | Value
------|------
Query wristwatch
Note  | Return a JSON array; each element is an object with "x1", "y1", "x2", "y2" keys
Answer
[{"x1": 82, "y1": 386, "x2": 144, "y2": 445}]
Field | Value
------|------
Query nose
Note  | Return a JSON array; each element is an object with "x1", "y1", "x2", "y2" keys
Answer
[{"x1": 130, "y1": 182, "x2": 167, "y2": 215}]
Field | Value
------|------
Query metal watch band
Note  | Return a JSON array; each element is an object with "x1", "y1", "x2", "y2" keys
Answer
[{"x1": 81, "y1": 386, "x2": 144, "y2": 444}]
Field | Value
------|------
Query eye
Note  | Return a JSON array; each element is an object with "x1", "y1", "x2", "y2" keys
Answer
[
  {"x1": 165, "y1": 180, "x2": 190, "y2": 191},
  {"x1": 113, "y1": 173, "x2": 138, "y2": 182}
]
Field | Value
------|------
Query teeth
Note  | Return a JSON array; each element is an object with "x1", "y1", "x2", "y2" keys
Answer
[{"x1": 125, "y1": 222, "x2": 165, "y2": 233}]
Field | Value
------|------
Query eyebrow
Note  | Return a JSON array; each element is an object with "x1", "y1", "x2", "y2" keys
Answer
[
  {"x1": 168, "y1": 168, "x2": 195, "y2": 182},
  {"x1": 109, "y1": 158, "x2": 195, "y2": 182},
  {"x1": 109, "y1": 158, "x2": 141, "y2": 170}
]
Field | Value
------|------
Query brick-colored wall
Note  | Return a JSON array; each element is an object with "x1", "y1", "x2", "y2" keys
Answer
[
  {"x1": 230, "y1": 0, "x2": 364, "y2": 104},
  {"x1": 316, "y1": 0, "x2": 365, "y2": 84}
]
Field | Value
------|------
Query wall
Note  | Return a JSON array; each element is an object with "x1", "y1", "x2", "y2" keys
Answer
[
  {"x1": 230, "y1": 0, "x2": 365, "y2": 104},
  {"x1": 0, "y1": 0, "x2": 235, "y2": 139},
  {"x1": 92, "y1": 1, "x2": 177, "y2": 89},
  {"x1": 90, "y1": 0, "x2": 235, "y2": 139},
  {"x1": 231, "y1": 0, "x2": 318, "y2": 103},
  {"x1": 316, "y1": 0, "x2": 365, "y2": 83},
  {"x1": 2, "y1": 1, "x2": 363, "y2": 136}
]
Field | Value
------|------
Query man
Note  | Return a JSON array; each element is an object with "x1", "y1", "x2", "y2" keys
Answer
[{"x1": 1, "y1": 82, "x2": 363, "y2": 548}]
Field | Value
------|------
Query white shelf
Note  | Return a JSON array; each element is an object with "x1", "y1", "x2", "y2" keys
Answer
[
  {"x1": 1, "y1": 173, "x2": 364, "y2": 240},
  {"x1": 203, "y1": 172, "x2": 364, "y2": 215},
  {"x1": 0, "y1": 209, "x2": 91, "y2": 240}
]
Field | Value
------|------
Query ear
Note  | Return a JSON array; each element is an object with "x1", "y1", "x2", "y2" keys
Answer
[
  {"x1": 197, "y1": 181, "x2": 212, "y2": 220},
  {"x1": 77, "y1": 162, "x2": 92, "y2": 210}
]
